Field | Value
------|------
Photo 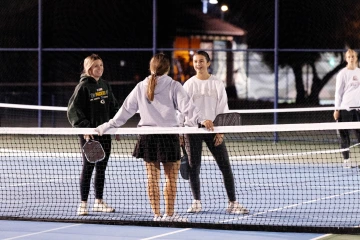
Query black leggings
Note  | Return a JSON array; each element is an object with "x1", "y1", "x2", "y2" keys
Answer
[
  {"x1": 184, "y1": 134, "x2": 236, "y2": 202},
  {"x1": 338, "y1": 110, "x2": 360, "y2": 160},
  {"x1": 79, "y1": 135, "x2": 112, "y2": 201}
]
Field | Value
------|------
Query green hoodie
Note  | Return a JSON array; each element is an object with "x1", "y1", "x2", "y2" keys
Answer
[{"x1": 67, "y1": 76, "x2": 120, "y2": 128}]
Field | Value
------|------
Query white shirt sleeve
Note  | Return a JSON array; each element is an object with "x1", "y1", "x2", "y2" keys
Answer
[
  {"x1": 174, "y1": 81, "x2": 203, "y2": 126},
  {"x1": 334, "y1": 69, "x2": 344, "y2": 109},
  {"x1": 109, "y1": 84, "x2": 139, "y2": 128},
  {"x1": 216, "y1": 81, "x2": 230, "y2": 116}
]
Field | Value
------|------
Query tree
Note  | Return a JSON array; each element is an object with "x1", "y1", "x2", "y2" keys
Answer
[{"x1": 226, "y1": 0, "x2": 360, "y2": 105}]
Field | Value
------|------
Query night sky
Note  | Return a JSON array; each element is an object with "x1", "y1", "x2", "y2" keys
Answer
[{"x1": 0, "y1": 0, "x2": 357, "y2": 106}]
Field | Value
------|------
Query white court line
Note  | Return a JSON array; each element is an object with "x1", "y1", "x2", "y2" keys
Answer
[
  {"x1": 0, "y1": 176, "x2": 77, "y2": 189},
  {"x1": 3, "y1": 141, "x2": 359, "y2": 161},
  {"x1": 219, "y1": 188, "x2": 360, "y2": 224},
  {"x1": 2, "y1": 224, "x2": 82, "y2": 240},
  {"x1": 310, "y1": 234, "x2": 333, "y2": 240},
  {"x1": 139, "y1": 228, "x2": 191, "y2": 240},
  {"x1": 1, "y1": 148, "x2": 131, "y2": 159}
]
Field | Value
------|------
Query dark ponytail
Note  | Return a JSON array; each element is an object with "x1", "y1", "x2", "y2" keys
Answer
[{"x1": 147, "y1": 53, "x2": 170, "y2": 101}]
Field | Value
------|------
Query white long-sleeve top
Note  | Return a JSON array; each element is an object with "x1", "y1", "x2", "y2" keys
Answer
[
  {"x1": 105, "y1": 75, "x2": 204, "y2": 128},
  {"x1": 334, "y1": 67, "x2": 360, "y2": 110},
  {"x1": 180, "y1": 75, "x2": 229, "y2": 127}
]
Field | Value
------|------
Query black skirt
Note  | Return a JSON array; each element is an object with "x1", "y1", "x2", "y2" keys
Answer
[{"x1": 133, "y1": 134, "x2": 180, "y2": 163}]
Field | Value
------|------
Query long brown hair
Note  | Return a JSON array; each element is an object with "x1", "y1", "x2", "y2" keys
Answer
[{"x1": 147, "y1": 53, "x2": 170, "y2": 101}]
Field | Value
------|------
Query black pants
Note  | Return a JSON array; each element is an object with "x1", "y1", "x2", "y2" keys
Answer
[
  {"x1": 338, "y1": 110, "x2": 360, "y2": 159},
  {"x1": 79, "y1": 135, "x2": 112, "y2": 201},
  {"x1": 184, "y1": 133, "x2": 236, "y2": 202}
]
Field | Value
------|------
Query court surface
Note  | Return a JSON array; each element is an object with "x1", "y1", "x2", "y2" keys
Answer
[
  {"x1": 1, "y1": 135, "x2": 360, "y2": 239},
  {"x1": 2, "y1": 219, "x2": 360, "y2": 240}
]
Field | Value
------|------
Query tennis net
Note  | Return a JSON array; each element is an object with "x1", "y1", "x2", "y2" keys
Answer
[
  {"x1": 0, "y1": 103, "x2": 340, "y2": 128},
  {"x1": 0, "y1": 103, "x2": 140, "y2": 127},
  {"x1": 1, "y1": 122, "x2": 360, "y2": 233}
]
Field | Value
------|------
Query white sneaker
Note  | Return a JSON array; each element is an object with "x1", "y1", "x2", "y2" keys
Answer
[
  {"x1": 187, "y1": 200, "x2": 202, "y2": 213},
  {"x1": 226, "y1": 201, "x2": 249, "y2": 214},
  {"x1": 343, "y1": 159, "x2": 356, "y2": 169},
  {"x1": 153, "y1": 215, "x2": 162, "y2": 221},
  {"x1": 161, "y1": 213, "x2": 188, "y2": 222},
  {"x1": 77, "y1": 202, "x2": 88, "y2": 216},
  {"x1": 92, "y1": 200, "x2": 115, "y2": 213}
]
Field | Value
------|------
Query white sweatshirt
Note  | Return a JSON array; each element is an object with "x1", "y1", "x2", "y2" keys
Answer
[
  {"x1": 95, "y1": 75, "x2": 205, "y2": 135},
  {"x1": 334, "y1": 67, "x2": 360, "y2": 110},
  {"x1": 180, "y1": 75, "x2": 229, "y2": 127}
]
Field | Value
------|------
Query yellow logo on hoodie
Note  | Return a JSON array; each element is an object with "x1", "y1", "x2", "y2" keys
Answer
[{"x1": 95, "y1": 90, "x2": 106, "y2": 97}]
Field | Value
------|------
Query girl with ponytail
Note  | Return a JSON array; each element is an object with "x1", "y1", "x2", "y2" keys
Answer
[{"x1": 96, "y1": 53, "x2": 214, "y2": 222}]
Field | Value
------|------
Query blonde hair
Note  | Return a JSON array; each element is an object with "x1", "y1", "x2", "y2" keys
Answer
[
  {"x1": 147, "y1": 53, "x2": 170, "y2": 101},
  {"x1": 345, "y1": 49, "x2": 358, "y2": 58},
  {"x1": 82, "y1": 54, "x2": 103, "y2": 77}
]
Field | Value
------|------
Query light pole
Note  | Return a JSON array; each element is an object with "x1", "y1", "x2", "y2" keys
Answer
[
  {"x1": 202, "y1": 0, "x2": 208, "y2": 14},
  {"x1": 221, "y1": 4, "x2": 228, "y2": 20},
  {"x1": 202, "y1": 0, "x2": 219, "y2": 14}
]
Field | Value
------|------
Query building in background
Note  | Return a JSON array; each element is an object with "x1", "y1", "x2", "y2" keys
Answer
[{"x1": 172, "y1": 8, "x2": 246, "y2": 99}]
